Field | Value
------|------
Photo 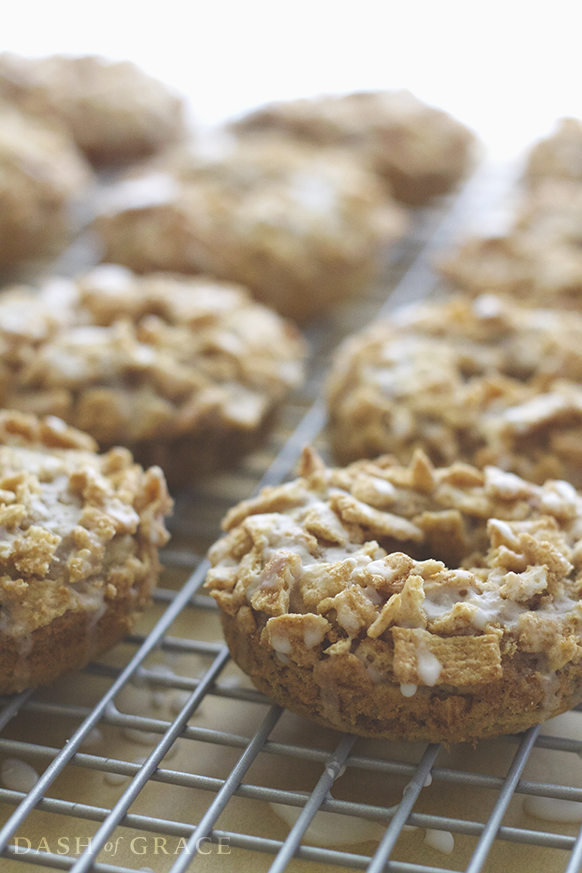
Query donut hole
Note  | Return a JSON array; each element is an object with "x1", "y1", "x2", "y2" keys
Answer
[
  {"x1": 369, "y1": 525, "x2": 486, "y2": 572},
  {"x1": 350, "y1": 496, "x2": 497, "y2": 571}
]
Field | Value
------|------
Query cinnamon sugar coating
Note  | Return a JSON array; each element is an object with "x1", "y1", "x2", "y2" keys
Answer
[
  {"x1": 0, "y1": 102, "x2": 92, "y2": 273},
  {"x1": 0, "y1": 265, "x2": 305, "y2": 484},
  {"x1": 231, "y1": 90, "x2": 476, "y2": 205},
  {"x1": 205, "y1": 448, "x2": 582, "y2": 742},
  {"x1": 0, "y1": 410, "x2": 172, "y2": 693},
  {"x1": 326, "y1": 294, "x2": 582, "y2": 487},
  {"x1": 0, "y1": 53, "x2": 186, "y2": 167},
  {"x1": 92, "y1": 139, "x2": 408, "y2": 322}
]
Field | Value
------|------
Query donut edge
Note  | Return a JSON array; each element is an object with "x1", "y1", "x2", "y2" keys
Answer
[{"x1": 220, "y1": 609, "x2": 582, "y2": 744}]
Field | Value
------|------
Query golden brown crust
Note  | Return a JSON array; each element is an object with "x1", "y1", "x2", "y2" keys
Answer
[
  {"x1": 205, "y1": 448, "x2": 582, "y2": 743},
  {"x1": 92, "y1": 139, "x2": 408, "y2": 322},
  {"x1": 0, "y1": 266, "x2": 305, "y2": 484},
  {"x1": 0, "y1": 410, "x2": 172, "y2": 694},
  {"x1": 326, "y1": 294, "x2": 582, "y2": 487}
]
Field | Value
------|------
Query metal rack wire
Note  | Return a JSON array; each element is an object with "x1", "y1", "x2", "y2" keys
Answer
[{"x1": 1, "y1": 162, "x2": 582, "y2": 873}]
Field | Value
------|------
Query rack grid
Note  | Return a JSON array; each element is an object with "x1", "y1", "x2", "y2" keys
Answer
[{"x1": 1, "y1": 163, "x2": 581, "y2": 873}]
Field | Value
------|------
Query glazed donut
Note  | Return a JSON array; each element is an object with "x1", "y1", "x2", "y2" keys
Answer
[
  {"x1": 438, "y1": 180, "x2": 582, "y2": 310},
  {"x1": 92, "y1": 139, "x2": 407, "y2": 322},
  {"x1": 525, "y1": 118, "x2": 582, "y2": 187},
  {"x1": 205, "y1": 447, "x2": 582, "y2": 743},
  {"x1": 0, "y1": 264, "x2": 306, "y2": 484},
  {"x1": 0, "y1": 102, "x2": 92, "y2": 274},
  {"x1": 0, "y1": 410, "x2": 172, "y2": 695},
  {"x1": 326, "y1": 294, "x2": 582, "y2": 487},
  {"x1": 0, "y1": 52, "x2": 186, "y2": 167},
  {"x1": 231, "y1": 89, "x2": 476, "y2": 206}
]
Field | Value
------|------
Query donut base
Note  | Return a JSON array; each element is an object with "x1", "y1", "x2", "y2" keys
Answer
[
  {"x1": 0, "y1": 590, "x2": 150, "y2": 696},
  {"x1": 221, "y1": 611, "x2": 582, "y2": 744}
]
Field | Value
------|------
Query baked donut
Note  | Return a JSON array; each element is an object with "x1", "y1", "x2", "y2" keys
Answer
[
  {"x1": 0, "y1": 265, "x2": 305, "y2": 484},
  {"x1": 205, "y1": 446, "x2": 582, "y2": 743},
  {"x1": 438, "y1": 180, "x2": 582, "y2": 309},
  {"x1": 326, "y1": 294, "x2": 582, "y2": 487},
  {"x1": 0, "y1": 53, "x2": 186, "y2": 167},
  {"x1": 92, "y1": 139, "x2": 408, "y2": 322},
  {"x1": 0, "y1": 101, "x2": 92, "y2": 275},
  {"x1": 525, "y1": 117, "x2": 582, "y2": 186},
  {"x1": 0, "y1": 410, "x2": 171, "y2": 695},
  {"x1": 231, "y1": 90, "x2": 476, "y2": 205}
]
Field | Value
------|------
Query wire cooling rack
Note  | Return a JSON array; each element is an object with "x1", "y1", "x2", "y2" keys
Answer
[{"x1": 1, "y1": 162, "x2": 582, "y2": 873}]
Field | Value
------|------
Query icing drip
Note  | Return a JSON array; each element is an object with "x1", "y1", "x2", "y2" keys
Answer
[
  {"x1": 424, "y1": 828, "x2": 454, "y2": 854},
  {"x1": 400, "y1": 684, "x2": 417, "y2": 698},
  {"x1": 417, "y1": 649, "x2": 442, "y2": 686},
  {"x1": 0, "y1": 759, "x2": 39, "y2": 792}
]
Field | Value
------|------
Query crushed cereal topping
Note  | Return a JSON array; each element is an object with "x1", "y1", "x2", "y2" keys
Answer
[
  {"x1": 326, "y1": 294, "x2": 582, "y2": 487},
  {"x1": 206, "y1": 447, "x2": 582, "y2": 687},
  {"x1": 0, "y1": 266, "x2": 305, "y2": 478},
  {"x1": 0, "y1": 410, "x2": 171, "y2": 639}
]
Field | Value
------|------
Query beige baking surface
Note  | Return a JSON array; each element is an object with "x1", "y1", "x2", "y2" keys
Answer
[{"x1": 2, "y1": 163, "x2": 581, "y2": 873}]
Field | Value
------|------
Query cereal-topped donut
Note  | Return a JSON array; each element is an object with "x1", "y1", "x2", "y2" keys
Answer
[
  {"x1": 231, "y1": 89, "x2": 476, "y2": 205},
  {"x1": 438, "y1": 180, "x2": 582, "y2": 309},
  {"x1": 326, "y1": 294, "x2": 582, "y2": 486},
  {"x1": 525, "y1": 117, "x2": 582, "y2": 186},
  {"x1": 0, "y1": 265, "x2": 306, "y2": 484},
  {"x1": 92, "y1": 139, "x2": 408, "y2": 322},
  {"x1": 0, "y1": 53, "x2": 186, "y2": 167},
  {"x1": 205, "y1": 447, "x2": 582, "y2": 743},
  {"x1": 0, "y1": 410, "x2": 171, "y2": 694},
  {"x1": 0, "y1": 101, "x2": 92, "y2": 274}
]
